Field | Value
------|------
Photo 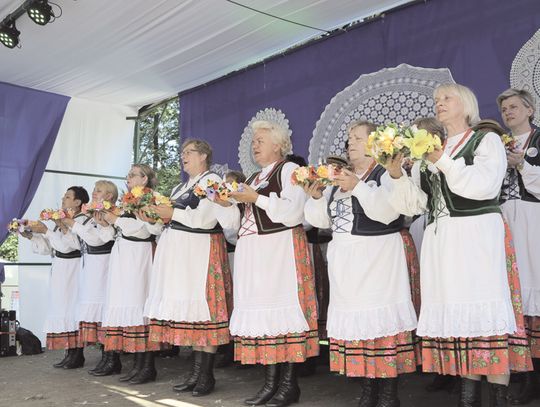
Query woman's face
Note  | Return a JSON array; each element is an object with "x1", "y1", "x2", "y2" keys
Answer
[
  {"x1": 126, "y1": 166, "x2": 148, "y2": 190},
  {"x1": 181, "y1": 143, "x2": 207, "y2": 176},
  {"x1": 347, "y1": 125, "x2": 370, "y2": 165},
  {"x1": 500, "y1": 95, "x2": 533, "y2": 131},
  {"x1": 435, "y1": 89, "x2": 465, "y2": 125},
  {"x1": 92, "y1": 185, "x2": 112, "y2": 202},
  {"x1": 61, "y1": 189, "x2": 80, "y2": 211},
  {"x1": 251, "y1": 129, "x2": 280, "y2": 166}
]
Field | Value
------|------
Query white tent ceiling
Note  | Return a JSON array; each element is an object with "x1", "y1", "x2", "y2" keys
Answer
[{"x1": 0, "y1": 0, "x2": 412, "y2": 107}]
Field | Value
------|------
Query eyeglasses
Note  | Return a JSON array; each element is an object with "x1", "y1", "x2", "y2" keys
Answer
[
  {"x1": 180, "y1": 149, "x2": 199, "y2": 157},
  {"x1": 126, "y1": 172, "x2": 145, "y2": 178}
]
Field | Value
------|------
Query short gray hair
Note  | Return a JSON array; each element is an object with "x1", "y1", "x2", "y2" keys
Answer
[
  {"x1": 497, "y1": 88, "x2": 535, "y2": 123},
  {"x1": 434, "y1": 83, "x2": 480, "y2": 126},
  {"x1": 252, "y1": 120, "x2": 292, "y2": 158}
]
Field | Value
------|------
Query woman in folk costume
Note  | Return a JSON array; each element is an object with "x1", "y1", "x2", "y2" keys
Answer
[
  {"x1": 382, "y1": 83, "x2": 532, "y2": 407},
  {"x1": 213, "y1": 120, "x2": 318, "y2": 407},
  {"x1": 22, "y1": 186, "x2": 89, "y2": 368},
  {"x1": 98, "y1": 164, "x2": 162, "y2": 384},
  {"x1": 61, "y1": 180, "x2": 118, "y2": 374},
  {"x1": 303, "y1": 121, "x2": 418, "y2": 407},
  {"x1": 497, "y1": 88, "x2": 540, "y2": 405},
  {"x1": 144, "y1": 139, "x2": 233, "y2": 397}
]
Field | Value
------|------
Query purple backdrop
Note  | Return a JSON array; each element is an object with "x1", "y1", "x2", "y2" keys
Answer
[
  {"x1": 179, "y1": 0, "x2": 540, "y2": 169},
  {"x1": 0, "y1": 82, "x2": 70, "y2": 250}
]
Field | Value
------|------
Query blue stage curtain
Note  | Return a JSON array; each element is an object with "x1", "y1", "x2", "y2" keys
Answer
[{"x1": 0, "y1": 82, "x2": 70, "y2": 246}]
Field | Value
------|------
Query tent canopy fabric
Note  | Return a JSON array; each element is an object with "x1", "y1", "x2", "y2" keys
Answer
[{"x1": 0, "y1": 0, "x2": 411, "y2": 107}]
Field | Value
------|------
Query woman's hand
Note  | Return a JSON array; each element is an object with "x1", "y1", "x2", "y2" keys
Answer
[
  {"x1": 303, "y1": 180, "x2": 324, "y2": 199},
  {"x1": 426, "y1": 147, "x2": 443, "y2": 164},
  {"x1": 147, "y1": 205, "x2": 173, "y2": 220},
  {"x1": 93, "y1": 212, "x2": 109, "y2": 226},
  {"x1": 334, "y1": 168, "x2": 360, "y2": 192},
  {"x1": 136, "y1": 208, "x2": 157, "y2": 224},
  {"x1": 507, "y1": 150, "x2": 525, "y2": 168},
  {"x1": 20, "y1": 230, "x2": 33, "y2": 240},
  {"x1": 213, "y1": 196, "x2": 233, "y2": 207},
  {"x1": 62, "y1": 218, "x2": 75, "y2": 228},
  {"x1": 230, "y1": 184, "x2": 259, "y2": 203},
  {"x1": 383, "y1": 153, "x2": 404, "y2": 179},
  {"x1": 103, "y1": 211, "x2": 119, "y2": 225},
  {"x1": 29, "y1": 221, "x2": 48, "y2": 234}
]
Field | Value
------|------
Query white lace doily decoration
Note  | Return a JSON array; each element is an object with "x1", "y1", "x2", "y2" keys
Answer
[
  {"x1": 238, "y1": 108, "x2": 293, "y2": 176},
  {"x1": 510, "y1": 28, "x2": 540, "y2": 127},
  {"x1": 210, "y1": 163, "x2": 230, "y2": 179},
  {"x1": 308, "y1": 63, "x2": 455, "y2": 164}
]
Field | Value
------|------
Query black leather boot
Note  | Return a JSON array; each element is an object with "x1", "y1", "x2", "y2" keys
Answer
[
  {"x1": 64, "y1": 347, "x2": 85, "y2": 369},
  {"x1": 358, "y1": 378, "x2": 378, "y2": 407},
  {"x1": 173, "y1": 350, "x2": 203, "y2": 392},
  {"x1": 426, "y1": 374, "x2": 457, "y2": 392},
  {"x1": 244, "y1": 363, "x2": 281, "y2": 405},
  {"x1": 489, "y1": 383, "x2": 508, "y2": 407},
  {"x1": 215, "y1": 343, "x2": 234, "y2": 368},
  {"x1": 93, "y1": 352, "x2": 122, "y2": 376},
  {"x1": 129, "y1": 352, "x2": 157, "y2": 385},
  {"x1": 266, "y1": 362, "x2": 300, "y2": 407},
  {"x1": 509, "y1": 371, "x2": 540, "y2": 405},
  {"x1": 458, "y1": 378, "x2": 481, "y2": 407},
  {"x1": 88, "y1": 348, "x2": 107, "y2": 375},
  {"x1": 53, "y1": 349, "x2": 72, "y2": 368},
  {"x1": 119, "y1": 352, "x2": 144, "y2": 382},
  {"x1": 192, "y1": 352, "x2": 216, "y2": 397},
  {"x1": 376, "y1": 378, "x2": 399, "y2": 407}
]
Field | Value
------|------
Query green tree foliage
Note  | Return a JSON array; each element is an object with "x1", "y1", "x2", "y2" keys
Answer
[
  {"x1": 136, "y1": 97, "x2": 181, "y2": 195},
  {"x1": 0, "y1": 234, "x2": 18, "y2": 262}
]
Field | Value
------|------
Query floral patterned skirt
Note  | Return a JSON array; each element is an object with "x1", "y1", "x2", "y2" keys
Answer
[
  {"x1": 103, "y1": 325, "x2": 161, "y2": 353},
  {"x1": 78, "y1": 321, "x2": 105, "y2": 346},
  {"x1": 46, "y1": 331, "x2": 80, "y2": 350},
  {"x1": 234, "y1": 227, "x2": 319, "y2": 365},
  {"x1": 421, "y1": 222, "x2": 533, "y2": 375},
  {"x1": 149, "y1": 233, "x2": 233, "y2": 347},
  {"x1": 329, "y1": 230, "x2": 420, "y2": 378},
  {"x1": 525, "y1": 316, "x2": 540, "y2": 358}
]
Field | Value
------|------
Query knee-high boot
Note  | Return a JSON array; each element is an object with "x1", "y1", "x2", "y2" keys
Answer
[
  {"x1": 489, "y1": 383, "x2": 508, "y2": 407},
  {"x1": 192, "y1": 351, "x2": 216, "y2": 397},
  {"x1": 358, "y1": 378, "x2": 378, "y2": 407},
  {"x1": 88, "y1": 347, "x2": 107, "y2": 375},
  {"x1": 244, "y1": 363, "x2": 281, "y2": 405},
  {"x1": 376, "y1": 378, "x2": 399, "y2": 407},
  {"x1": 119, "y1": 352, "x2": 145, "y2": 382},
  {"x1": 458, "y1": 378, "x2": 481, "y2": 407},
  {"x1": 266, "y1": 362, "x2": 300, "y2": 407},
  {"x1": 174, "y1": 350, "x2": 203, "y2": 392},
  {"x1": 129, "y1": 352, "x2": 157, "y2": 385}
]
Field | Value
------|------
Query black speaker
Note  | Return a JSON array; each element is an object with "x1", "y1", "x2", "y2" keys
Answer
[{"x1": 0, "y1": 310, "x2": 17, "y2": 357}]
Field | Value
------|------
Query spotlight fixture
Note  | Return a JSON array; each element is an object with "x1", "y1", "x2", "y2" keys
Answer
[
  {"x1": 0, "y1": 21, "x2": 20, "y2": 48},
  {"x1": 27, "y1": 0, "x2": 53, "y2": 26}
]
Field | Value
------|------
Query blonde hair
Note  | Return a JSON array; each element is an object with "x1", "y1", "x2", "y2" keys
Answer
[
  {"x1": 434, "y1": 83, "x2": 480, "y2": 126},
  {"x1": 497, "y1": 88, "x2": 535, "y2": 123},
  {"x1": 181, "y1": 139, "x2": 213, "y2": 168},
  {"x1": 132, "y1": 164, "x2": 158, "y2": 189},
  {"x1": 252, "y1": 120, "x2": 292, "y2": 158},
  {"x1": 95, "y1": 180, "x2": 118, "y2": 203}
]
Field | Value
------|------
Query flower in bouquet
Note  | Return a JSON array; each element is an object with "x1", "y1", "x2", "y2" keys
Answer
[
  {"x1": 365, "y1": 123, "x2": 408, "y2": 165},
  {"x1": 81, "y1": 200, "x2": 115, "y2": 215},
  {"x1": 316, "y1": 164, "x2": 343, "y2": 186},
  {"x1": 120, "y1": 187, "x2": 154, "y2": 214},
  {"x1": 143, "y1": 191, "x2": 173, "y2": 223},
  {"x1": 217, "y1": 180, "x2": 244, "y2": 200},
  {"x1": 501, "y1": 133, "x2": 516, "y2": 152},
  {"x1": 402, "y1": 126, "x2": 443, "y2": 161}
]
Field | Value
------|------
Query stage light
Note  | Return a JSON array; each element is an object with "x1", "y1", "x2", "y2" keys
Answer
[
  {"x1": 27, "y1": 0, "x2": 53, "y2": 26},
  {"x1": 0, "y1": 21, "x2": 20, "y2": 48}
]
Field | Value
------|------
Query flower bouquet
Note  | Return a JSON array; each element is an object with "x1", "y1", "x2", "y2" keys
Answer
[
  {"x1": 120, "y1": 186, "x2": 172, "y2": 223},
  {"x1": 39, "y1": 208, "x2": 73, "y2": 221},
  {"x1": 81, "y1": 200, "x2": 120, "y2": 215},
  {"x1": 501, "y1": 133, "x2": 516, "y2": 152},
  {"x1": 194, "y1": 179, "x2": 244, "y2": 201},
  {"x1": 402, "y1": 125, "x2": 443, "y2": 161},
  {"x1": 7, "y1": 218, "x2": 37, "y2": 234},
  {"x1": 291, "y1": 164, "x2": 343, "y2": 187}
]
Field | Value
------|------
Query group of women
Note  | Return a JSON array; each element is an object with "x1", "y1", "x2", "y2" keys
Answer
[{"x1": 22, "y1": 83, "x2": 540, "y2": 407}]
